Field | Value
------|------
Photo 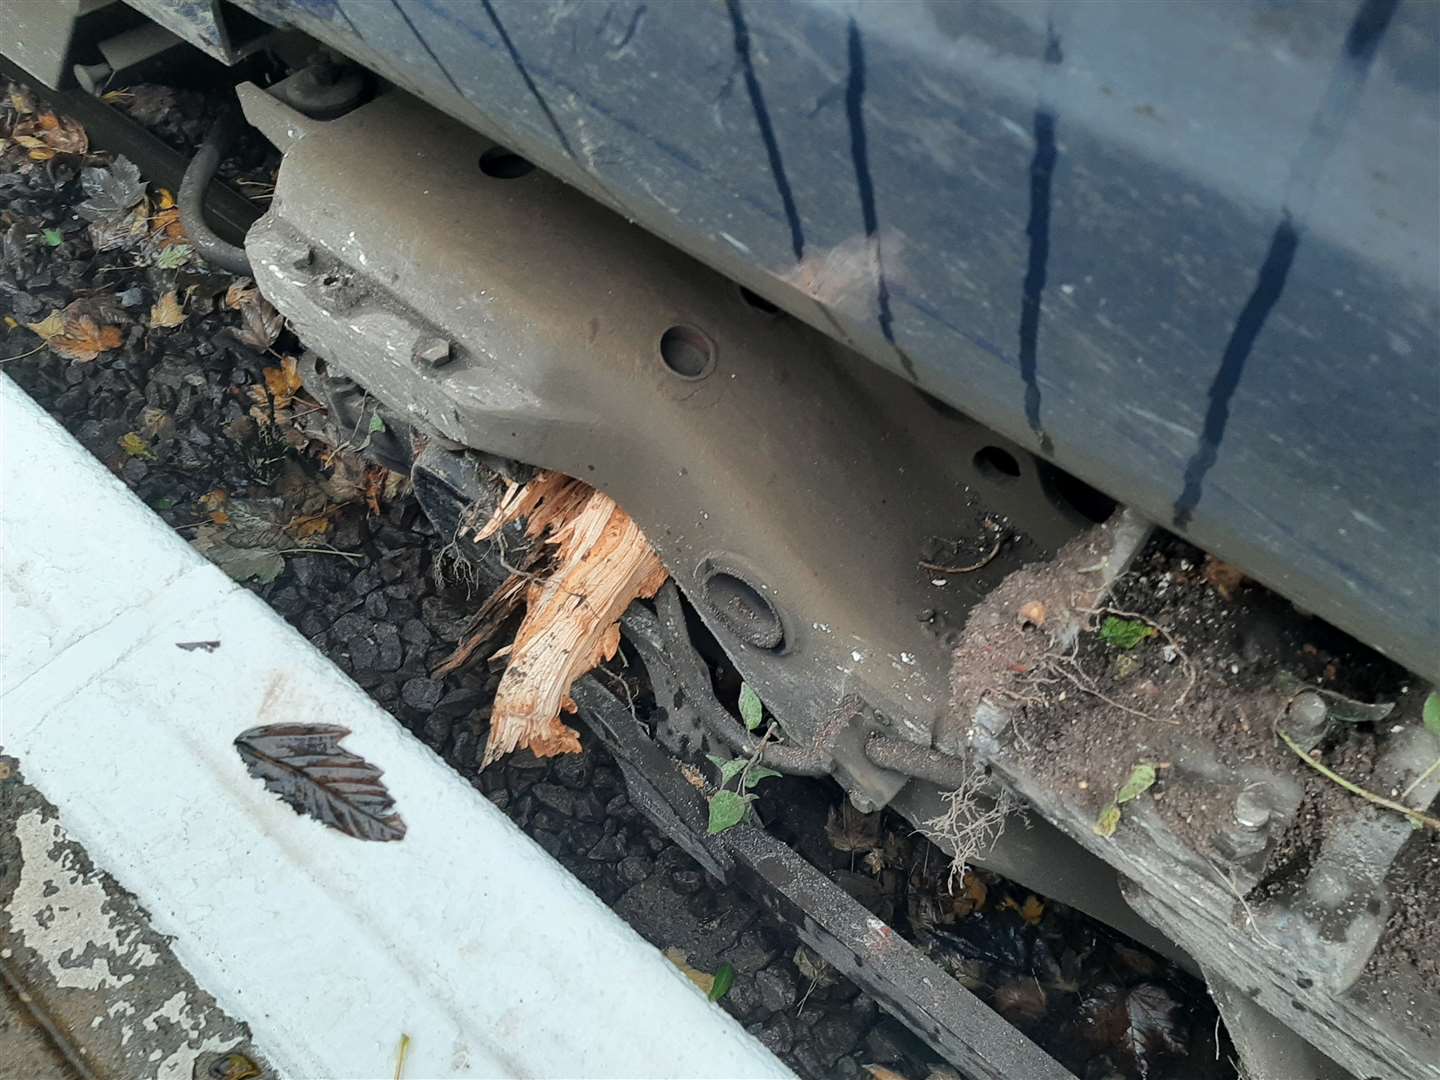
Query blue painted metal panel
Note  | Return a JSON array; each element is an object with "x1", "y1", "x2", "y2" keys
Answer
[{"x1": 189, "y1": 0, "x2": 1436, "y2": 678}]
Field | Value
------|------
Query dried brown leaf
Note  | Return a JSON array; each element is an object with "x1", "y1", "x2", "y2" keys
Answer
[
  {"x1": 88, "y1": 200, "x2": 149, "y2": 252},
  {"x1": 25, "y1": 310, "x2": 65, "y2": 341},
  {"x1": 1203, "y1": 556, "x2": 1246, "y2": 601},
  {"x1": 825, "y1": 800, "x2": 883, "y2": 853},
  {"x1": 224, "y1": 278, "x2": 258, "y2": 310},
  {"x1": 148, "y1": 290, "x2": 186, "y2": 328},
  {"x1": 261, "y1": 355, "x2": 303, "y2": 409},
  {"x1": 36, "y1": 111, "x2": 87, "y2": 154},
  {"x1": 235, "y1": 293, "x2": 284, "y2": 349},
  {"x1": 234, "y1": 723, "x2": 406, "y2": 842}
]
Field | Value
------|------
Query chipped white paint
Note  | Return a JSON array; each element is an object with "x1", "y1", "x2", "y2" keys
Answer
[
  {"x1": 11, "y1": 810, "x2": 160, "y2": 991},
  {"x1": 1, "y1": 376, "x2": 789, "y2": 1080}
]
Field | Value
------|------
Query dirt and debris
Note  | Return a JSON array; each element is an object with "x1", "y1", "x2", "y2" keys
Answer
[{"x1": 946, "y1": 523, "x2": 1436, "y2": 1001}]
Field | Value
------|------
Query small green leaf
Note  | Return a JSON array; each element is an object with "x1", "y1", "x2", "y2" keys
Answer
[
  {"x1": 743, "y1": 765, "x2": 782, "y2": 789},
  {"x1": 708, "y1": 962, "x2": 735, "y2": 1002},
  {"x1": 154, "y1": 243, "x2": 192, "y2": 270},
  {"x1": 738, "y1": 683, "x2": 763, "y2": 731},
  {"x1": 1094, "y1": 804, "x2": 1122, "y2": 838},
  {"x1": 1423, "y1": 691, "x2": 1440, "y2": 737},
  {"x1": 706, "y1": 755, "x2": 748, "y2": 787},
  {"x1": 706, "y1": 790, "x2": 750, "y2": 834},
  {"x1": 1099, "y1": 616, "x2": 1157, "y2": 650},
  {"x1": 152, "y1": 496, "x2": 177, "y2": 510},
  {"x1": 367, "y1": 413, "x2": 386, "y2": 434},
  {"x1": 42, "y1": 228, "x2": 62, "y2": 247},
  {"x1": 1115, "y1": 763, "x2": 1157, "y2": 805}
]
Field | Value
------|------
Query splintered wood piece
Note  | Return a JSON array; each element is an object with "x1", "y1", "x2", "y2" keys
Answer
[{"x1": 473, "y1": 472, "x2": 667, "y2": 766}]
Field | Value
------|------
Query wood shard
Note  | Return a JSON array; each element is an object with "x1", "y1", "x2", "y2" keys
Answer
[{"x1": 474, "y1": 471, "x2": 667, "y2": 766}]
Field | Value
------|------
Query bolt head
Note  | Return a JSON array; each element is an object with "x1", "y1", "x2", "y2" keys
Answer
[
  {"x1": 1233, "y1": 783, "x2": 1272, "y2": 830},
  {"x1": 414, "y1": 337, "x2": 454, "y2": 367}
]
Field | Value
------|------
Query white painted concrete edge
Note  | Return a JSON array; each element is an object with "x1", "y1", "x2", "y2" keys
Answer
[{"x1": 0, "y1": 375, "x2": 791, "y2": 1080}]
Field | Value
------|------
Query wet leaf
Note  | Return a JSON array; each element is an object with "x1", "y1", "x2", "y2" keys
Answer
[
  {"x1": 234, "y1": 723, "x2": 406, "y2": 842},
  {"x1": 1094, "y1": 804, "x2": 1122, "y2": 838},
  {"x1": 192, "y1": 521, "x2": 285, "y2": 584},
  {"x1": 738, "y1": 682, "x2": 763, "y2": 731},
  {"x1": 8, "y1": 86, "x2": 35, "y2": 115},
  {"x1": 707, "y1": 961, "x2": 735, "y2": 1002},
  {"x1": 1099, "y1": 616, "x2": 1156, "y2": 650},
  {"x1": 199, "y1": 488, "x2": 229, "y2": 511},
  {"x1": 148, "y1": 290, "x2": 186, "y2": 328},
  {"x1": 77, "y1": 156, "x2": 146, "y2": 222},
  {"x1": 1425, "y1": 692, "x2": 1440, "y2": 737},
  {"x1": 1115, "y1": 763, "x2": 1157, "y2": 805},
  {"x1": 864, "y1": 1068, "x2": 911, "y2": 1080},
  {"x1": 706, "y1": 790, "x2": 750, "y2": 834},
  {"x1": 41, "y1": 228, "x2": 62, "y2": 247},
  {"x1": 367, "y1": 413, "x2": 386, "y2": 434},
  {"x1": 118, "y1": 432, "x2": 154, "y2": 460}
]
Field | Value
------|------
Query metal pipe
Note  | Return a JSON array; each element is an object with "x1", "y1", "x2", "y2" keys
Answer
[{"x1": 178, "y1": 110, "x2": 253, "y2": 276}]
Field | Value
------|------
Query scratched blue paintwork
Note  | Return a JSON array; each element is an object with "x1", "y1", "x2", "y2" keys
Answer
[{"x1": 188, "y1": 0, "x2": 1436, "y2": 678}]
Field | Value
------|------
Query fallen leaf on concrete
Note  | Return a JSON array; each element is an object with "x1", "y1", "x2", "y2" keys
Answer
[
  {"x1": 472, "y1": 471, "x2": 669, "y2": 766},
  {"x1": 148, "y1": 289, "x2": 186, "y2": 328},
  {"x1": 234, "y1": 723, "x2": 406, "y2": 842}
]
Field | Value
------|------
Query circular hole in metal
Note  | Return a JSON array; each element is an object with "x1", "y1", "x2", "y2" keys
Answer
[
  {"x1": 479, "y1": 146, "x2": 535, "y2": 179},
  {"x1": 703, "y1": 571, "x2": 783, "y2": 650},
  {"x1": 659, "y1": 325, "x2": 716, "y2": 379},
  {"x1": 738, "y1": 285, "x2": 781, "y2": 314},
  {"x1": 973, "y1": 445, "x2": 1022, "y2": 483}
]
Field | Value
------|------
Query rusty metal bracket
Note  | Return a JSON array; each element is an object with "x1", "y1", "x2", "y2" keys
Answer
[{"x1": 240, "y1": 87, "x2": 1089, "y2": 811}]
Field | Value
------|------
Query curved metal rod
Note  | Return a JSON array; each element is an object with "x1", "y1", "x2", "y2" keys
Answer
[
  {"x1": 178, "y1": 110, "x2": 253, "y2": 276},
  {"x1": 864, "y1": 733, "x2": 973, "y2": 788},
  {"x1": 622, "y1": 584, "x2": 831, "y2": 777}
]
